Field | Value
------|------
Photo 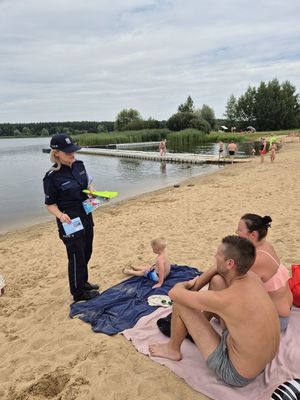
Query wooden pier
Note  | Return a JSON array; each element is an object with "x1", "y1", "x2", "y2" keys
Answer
[{"x1": 78, "y1": 148, "x2": 250, "y2": 165}]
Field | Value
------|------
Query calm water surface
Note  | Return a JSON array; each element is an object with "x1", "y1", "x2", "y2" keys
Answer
[{"x1": 0, "y1": 137, "x2": 222, "y2": 234}]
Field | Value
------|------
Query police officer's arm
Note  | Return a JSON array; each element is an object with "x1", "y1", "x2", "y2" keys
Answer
[
  {"x1": 46, "y1": 204, "x2": 72, "y2": 224},
  {"x1": 43, "y1": 174, "x2": 71, "y2": 224}
]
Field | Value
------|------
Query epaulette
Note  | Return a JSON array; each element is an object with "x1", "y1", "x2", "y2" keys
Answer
[{"x1": 44, "y1": 165, "x2": 58, "y2": 178}]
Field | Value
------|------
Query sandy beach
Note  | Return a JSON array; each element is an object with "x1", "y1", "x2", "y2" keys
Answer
[{"x1": 1, "y1": 141, "x2": 300, "y2": 400}]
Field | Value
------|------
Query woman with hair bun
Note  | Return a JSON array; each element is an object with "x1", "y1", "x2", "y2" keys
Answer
[{"x1": 236, "y1": 213, "x2": 293, "y2": 331}]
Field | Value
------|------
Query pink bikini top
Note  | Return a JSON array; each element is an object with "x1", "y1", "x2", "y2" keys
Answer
[{"x1": 257, "y1": 250, "x2": 290, "y2": 292}]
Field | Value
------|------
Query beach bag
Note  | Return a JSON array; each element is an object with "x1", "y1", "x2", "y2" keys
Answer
[
  {"x1": 289, "y1": 265, "x2": 300, "y2": 307},
  {"x1": 157, "y1": 312, "x2": 194, "y2": 343},
  {"x1": 157, "y1": 312, "x2": 172, "y2": 337}
]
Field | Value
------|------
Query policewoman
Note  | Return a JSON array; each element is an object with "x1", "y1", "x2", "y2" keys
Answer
[{"x1": 43, "y1": 134, "x2": 100, "y2": 302}]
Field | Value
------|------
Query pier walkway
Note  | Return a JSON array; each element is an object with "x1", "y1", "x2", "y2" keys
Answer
[{"x1": 78, "y1": 148, "x2": 250, "y2": 165}]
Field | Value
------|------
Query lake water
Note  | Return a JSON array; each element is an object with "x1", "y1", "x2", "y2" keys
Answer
[{"x1": 0, "y1": 137, "x2": 222, "y2": 234}]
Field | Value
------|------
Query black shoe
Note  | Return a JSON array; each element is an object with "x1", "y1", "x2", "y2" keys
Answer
[
  {"x1": 84, "y1": 282, "x2": 100, "y2": 291},
  {"x1": 73, "y1": 290, "x2": 99, "y2": 302}
]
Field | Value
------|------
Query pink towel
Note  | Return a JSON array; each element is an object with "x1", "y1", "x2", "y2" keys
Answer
[{"x1": 122, "y1": 306, "x2": 300, "y2": 400}]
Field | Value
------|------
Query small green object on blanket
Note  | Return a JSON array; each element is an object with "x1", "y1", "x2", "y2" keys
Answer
[{"x1": 147, "y1": 295, "x2": 172, "y2": 307}]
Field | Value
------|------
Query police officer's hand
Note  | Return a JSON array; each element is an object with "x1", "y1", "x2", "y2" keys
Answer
[
  {"x1": 59, "y1": 213, "x2": 72, "y2": 224},
  {"x1": 88, "y1": 184, "x2": 96, "y2": 193}
]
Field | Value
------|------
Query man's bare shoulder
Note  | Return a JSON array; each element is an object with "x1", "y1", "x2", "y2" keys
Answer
[{"x1": 198, "y1": 285, "x2": 233, "y2": 308}]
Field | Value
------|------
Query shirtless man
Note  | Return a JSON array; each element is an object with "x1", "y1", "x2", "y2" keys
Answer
[
  {"x1": 227, "y1": 141, "x2": 237, "y2": 164},
  {"x1": 149, "y1": 236, "x2": 280, "y2": 387}
]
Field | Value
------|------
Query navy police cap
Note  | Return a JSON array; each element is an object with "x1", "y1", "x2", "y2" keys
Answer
[{"x1": 50, "y1": 134, "x2": 81, "y2": 153}]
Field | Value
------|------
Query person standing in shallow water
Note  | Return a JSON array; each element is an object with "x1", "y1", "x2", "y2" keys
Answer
[
  {"x1": 159, "y1": 139, "x2": 167, "y2": 156},
  {"x1": 218, "y1": 141, "x2": 224, "y2": 160},
  {"x1": 227, "y1": 140, "x2": 237, "y2": 164},
  {"x1": 43, "y1": 134, "x2": 100, "y2": 303}
]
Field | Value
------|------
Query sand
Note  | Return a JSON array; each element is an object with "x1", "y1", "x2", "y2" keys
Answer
[{"x1": 1, "y1": 142, "x2": 300, "y2": 400}]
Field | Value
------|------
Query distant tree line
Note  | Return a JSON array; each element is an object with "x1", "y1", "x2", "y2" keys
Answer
[
  {"x1": 0, "y1": 121, "x2": 115, "y2": 137},
  {"x1": 224, "y1": 79, "x2": 300, "y2": 131}
]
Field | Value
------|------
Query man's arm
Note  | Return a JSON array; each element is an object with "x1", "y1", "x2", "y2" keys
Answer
[
  {"x1": 191, "y1": 265, "x2": 218, "y2": 291},
  {"x1": 169, "y1": 281, "x2": 224, "y2": 314}
]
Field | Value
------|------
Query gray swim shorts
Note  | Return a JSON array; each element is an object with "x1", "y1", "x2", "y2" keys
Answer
[{"x1": 207, "y1": 330, "x2": 255, "y2": 387}]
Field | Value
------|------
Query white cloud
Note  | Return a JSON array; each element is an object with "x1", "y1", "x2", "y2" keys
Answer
[{"x1": 0, "y1": 0, "x2": 300, "y2": 122}]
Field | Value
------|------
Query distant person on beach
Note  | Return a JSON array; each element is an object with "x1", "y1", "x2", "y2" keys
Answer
[
  {"x1": 218, "y1": 141, "x2": 225, "y2": 160},
  {"x1": 227, "y1": 141, "x2": 237, "y2": 164},
  {"x1": 269, "y1": 143, "x2": 277, "y2": 162},
  {"x1": 43, "y1": 134, "x2": 100, "y2": 303},
  {"x1": 159, "y1": 139, "x2": 167, "y2": 156},
  {"x1": 259, "y1": 138, "x2": 267, "y2": 163},
  {"x1": 149, "y1": 236, "x2": 280, "y2": 387},
  {"x1": 123, "y1": 237, "x2": 170, "y2": 289},
  {"x1": 269, "y1": 134, "x2": 278, "y2": 146}
]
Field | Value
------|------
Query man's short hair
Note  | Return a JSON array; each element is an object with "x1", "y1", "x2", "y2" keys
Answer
[{"x1": 222, "y1": 235, "x2": 256, "y2": 275}]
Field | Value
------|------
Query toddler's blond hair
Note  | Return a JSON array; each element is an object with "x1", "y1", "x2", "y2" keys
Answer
[{"x1": 151, "y1": 237, "x2": 167, "y2": 250}]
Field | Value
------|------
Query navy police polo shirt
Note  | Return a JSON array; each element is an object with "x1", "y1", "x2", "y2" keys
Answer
[{"x1": 43, "y1": 160, "x2": 89, "y2": 212}]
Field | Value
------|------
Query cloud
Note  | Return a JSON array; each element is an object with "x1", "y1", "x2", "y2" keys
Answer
[{"x1": 0, "y1": 0, "x2": 300, "y2": 122}]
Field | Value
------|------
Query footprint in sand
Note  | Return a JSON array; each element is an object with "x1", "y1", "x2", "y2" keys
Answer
[{"x1": 9, "y1": 368, "x2": 71, "y2": 400}]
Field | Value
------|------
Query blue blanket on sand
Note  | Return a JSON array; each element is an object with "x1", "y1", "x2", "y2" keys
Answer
[{"x1": 69, "y1": 264, "x2": 201, "y2": 335}]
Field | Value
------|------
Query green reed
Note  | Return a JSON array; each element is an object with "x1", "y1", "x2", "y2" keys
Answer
[
  {"x1": 73, "y1": 128, "x2": 297, "y2": 147},
  {"x1": 74, "y1": 129, "x2": 169, "y2": 146}
]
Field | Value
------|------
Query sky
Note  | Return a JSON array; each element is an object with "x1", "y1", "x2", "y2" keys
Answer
[{"x1": 1, "y1": 0, "x2": 300, "y2": 123}]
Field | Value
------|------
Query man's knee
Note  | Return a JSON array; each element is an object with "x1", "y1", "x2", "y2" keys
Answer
[{"x1": 209, "y1": 274, "x2": 227, "y2": 290}]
